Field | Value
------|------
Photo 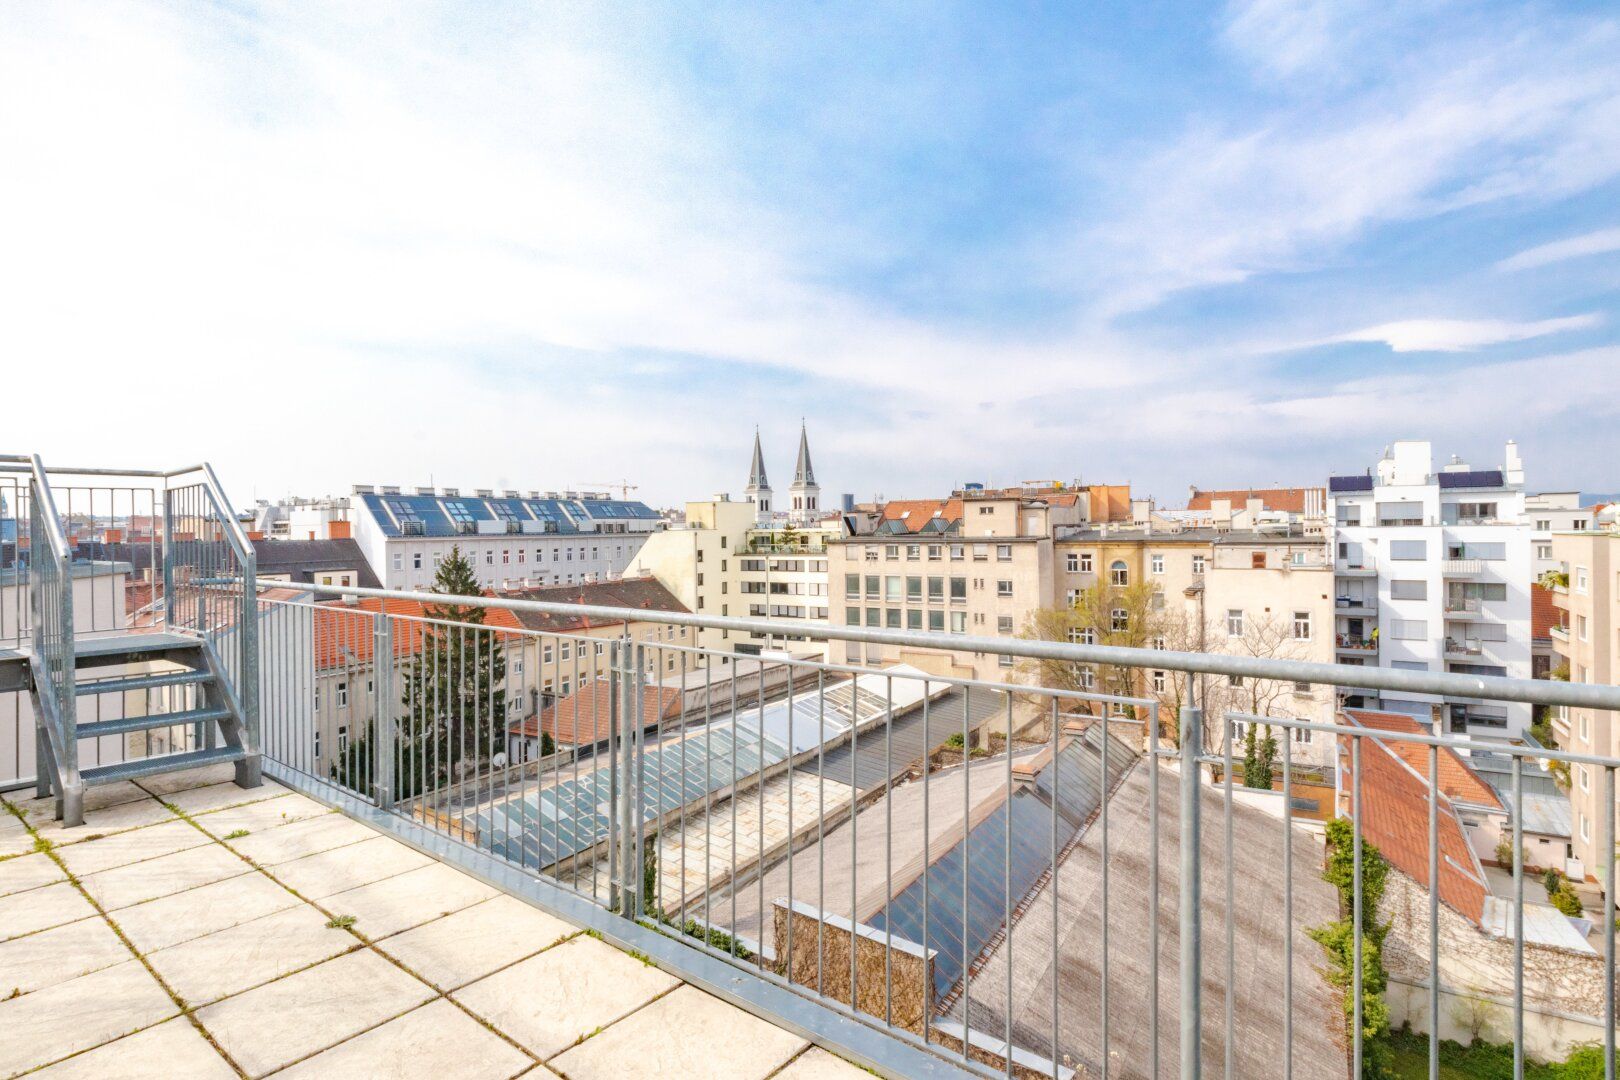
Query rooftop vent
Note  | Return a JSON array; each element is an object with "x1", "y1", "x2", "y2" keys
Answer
[
  {"x1": 441, "y1": 487, "x2": 460, "y2": 497},
  {"x1": 380, "y1": 485, "x2": 401, "y2": 495},
  {"x1": 414, "y1": 486, "x2": 435, "y2": 496},
  {"x1": 475, "y1": 488, "x2": 494, "y2": 498},
  {"x1": 503, "y1": 489, "x2": 521, "y2": 498},
  {"x1": 351, "y1": 484, "x2": 375, "y2": 495}
]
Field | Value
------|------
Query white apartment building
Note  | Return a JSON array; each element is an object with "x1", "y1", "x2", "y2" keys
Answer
[
  {"x1": 1525, "y1": 491, "x2": 1597, "y2": 578},
  {"x1": 1328, "y1": 440, "x2": 1533, "y2": 738},
  {"x1": 349, "y1": 485, "x2": 659, "y2": 592},
  {"x1": 252, "y1": 496, "x2": 352, "y2": 541}
]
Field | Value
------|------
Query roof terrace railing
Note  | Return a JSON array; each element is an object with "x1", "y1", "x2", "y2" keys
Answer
[{"x1": 216, "y1": 577, "x2": 1620, "y2": 1080}]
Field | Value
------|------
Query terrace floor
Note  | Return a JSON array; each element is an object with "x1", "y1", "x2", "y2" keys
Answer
[{"x1": 0, "y1": 765, "x2": 869, "y2": 1079}]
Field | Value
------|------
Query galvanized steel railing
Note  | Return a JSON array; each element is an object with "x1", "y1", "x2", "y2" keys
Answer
[
  {"x1": 24, "y1": 454, "x2": 77, "y2": 800},
  {"x1": 249, "y1": 579, "x2": 1619, "y2": 1080}
]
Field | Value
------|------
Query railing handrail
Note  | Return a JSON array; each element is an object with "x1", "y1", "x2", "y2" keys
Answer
[
  {"x1": 26, "y1": 455, "x2": 72, "y2": 562},
  {"x1": 258, "y1": 578, "x2": 1620, "y2": 711}
]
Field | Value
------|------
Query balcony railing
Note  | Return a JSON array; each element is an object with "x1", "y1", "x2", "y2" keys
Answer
[
  {"x1": 1442, "y1": 558, "x2": 1484, "y2": 576},
  {"x1": 1335, "y1": 556, "x2": 1377, "y2": 573},
  {"x1": 1445, "y1": 596, "x2": 1483, "y2": 614},
  {"x1": 1335, "y1": 634, "x2": 1377, "y2": 652},
  {"x1": 11, "y1": 520, "x2": 1620, "y2": 1079}
]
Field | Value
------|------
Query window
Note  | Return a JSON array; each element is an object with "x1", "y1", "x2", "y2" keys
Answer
[
  {"x1": 1151, "y1": 591, "x2": 1165, "y2": 611},
  {"x1": 1080, "y1": 552, "x2": 1093, "y2": 573},
  {"x1": 978, "y1": 505, "x2": 994, "y2": 515},
  {"x1": 972, "y1": 544, "x2": 989, "y2": 561},
  {"x1": 950, "y1": 545, "x2": 965, "y2": 561},
  {"x1": 1226, "y1": 609, "x2": 1244, "y2": 637},
  {"x1": 1150, "y1": 553, "x2": 1164, "y2": 575},
  {"x1": 929, "y1": 610, "x2": 945, "y2": 631},
  {"x1": 865, "y1": 608, "x2": 880, "y2": 627},
  {"x1": 336, "y1": 681, "x2": 349, "y2": 708},
  {"x1": 999, "y1": 653, "x2": 1014, "y2": 667},
  {"x1": 949, "y1": 611, "x2": 966, "y2": 633},
  {"x1": 1111, "y1": 607, "x2": 1129, "y2": 632},
  {"x1": 845, "y1": 573, "x2": 860, "y2": 599},
  {"x1": 1191, "y1": 554, "x2": 1205, "y2": 576},
  {"x1": 885, "y1": 576, "x2": 902, "y2": 602},
  {"x1": 337, "y1": 725, "x2": 349, "y2": 754},
  {"x1": 865, "y1": 575, "x2": 880, "y2": 599},
  {"x1": 997, "y1": 580, "x2": 1013, "y2": 597},
  {"x1": 928, "y1": 576, "x2": 944, "y2": 602},
  {"x1": 391, "y1": 552, "x2": 402, "y2": 572},
  {"x1": 1079, "y1": 666, "x2": 1095, "y2": 690},
  {"x1": 907, "y1": 609, "x2": 923, "y2": 630},
  {"x1": 1080, "y1": 628, "x2": 1098, "y2": 646},
  {"x1": 1573, "y1": 520, "x2": 1588, "y2": 531},
  {"x1": 1392, "y1": 660, "x2": 1428, "y2": 671},
  {"x1": 886, "y1": 609, "x2": 901, "y2": 629},
  {"x1": 885, "y1": 545, "x2": 899, "y2": 560},
  {"x1": 1390, "y1": 540, "x2": 1426, "y2": 561},
  {"x1": 1251, "y1": 551, "x2": 1266, "y2": 569},
  {"x1": 1151, "y1": 635, "x2": 1165, "y2": 650},
  {"x1": 996, "y1": 544, "x2": 1012, "y2": 561},
  {"x1": 1292, "y1": 611, "x2": 1311, "y2": 640},
  {"x1": 997, "y1": 616, "x2": 1014, "y2": 633},
  {"x1": 949, "y1": 577, "x2": 967, "y2": 602},
  {"x1": 1536, "y1": 544, "x2": 1552, "y2": 560},
  {"x1": 1152, "y1": 670, "x2": 1166, "y2": 693},
  {"x1": 906, "y1": 544, "x2": 920, "y2": 561},
  {"x1": 928, "y1": 545, "x2": 942, "y2": 560},
  {"x1": 1576, "y1": 567, "x2": 1590, "y2": 593},
  {"x1": 1227, "y1": 673, "x2": 1243, "y2": 687},
  {"x1": 412, "y1": 552, "x2": 423, "y2": 570},
  {"x1": 1066, "y1": 552, "x2": 1079, "y2": 572},
  {"x1": 1110, "y1": 560, "x2": 1129, "y2": 586},
  {"x1": 1390, "y1": 619, "x2": 1427, "y2": 640},
  {"x1": 1390, "y1": 579, "x2": 1427, "y2": 601},
  {"x1": 1535, "y1": 519, "x2": 1551, "y2": 531},
  {"x1": 1578, "y1": 614, "x2": 1589, "y2": 641},
  {"x1": 846, "y1": 608, "x2": 860, "y2": 626}
]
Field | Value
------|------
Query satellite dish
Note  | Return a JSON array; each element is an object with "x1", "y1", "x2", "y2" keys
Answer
[{"x1": 492, "y1": 751, "x2": 507, "y2": 768}]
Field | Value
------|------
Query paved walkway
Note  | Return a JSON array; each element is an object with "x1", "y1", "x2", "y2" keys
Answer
[{"x1": 0, "y1": 765, "x2": 868, "y2": 1079}]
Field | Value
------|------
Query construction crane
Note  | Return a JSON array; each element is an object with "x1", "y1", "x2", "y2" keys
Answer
[{"x1": 578, "y1": 480, "x2": 640, "y2": 500}]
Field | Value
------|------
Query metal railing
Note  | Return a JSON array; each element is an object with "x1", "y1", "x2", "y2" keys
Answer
[
  {"x1": 0, "y1": 456, "x2": 258, "y2": 792},
  {"x1": 239, "y1": 578, "x2": 1620, "y2": 1079}
]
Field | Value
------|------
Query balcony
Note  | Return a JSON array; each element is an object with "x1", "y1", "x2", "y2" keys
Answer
[
  {"x1": 1335, "y1": 556, "x2": 1377, "y2": 575},
  {"x1": 1444, "y1": 596, "x2": 1483, "y2": 617},
  {"x1": 1550, "y1": 624, "x2": 1570, "y2": 643},
  {"x1": 1335, "y1": 634, "x2": 1377, "y2": 653},
  {"x1": 8, "y1": 453, "x2": 1620, "y2": 1079},
  {"x1": 1442, "y1": 558, "x2": 1483, "y2": 576},
  {"x1": 1443, "y1": 637, "x2": 1487, "y2": 659},
  {"x1": 1334, "y1": 596, "x2": 1376, "y2": 614}
]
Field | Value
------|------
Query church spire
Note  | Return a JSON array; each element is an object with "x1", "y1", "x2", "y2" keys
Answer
[
  {"x1": 793, "y1": 420, "x2": 815, "y2": 487},
  {"x1": 788, "y1": 420, "x2": 820, "y2": 523},
  {"x1": 744, "y1": 427, "x2": 772, "y2": 516}
]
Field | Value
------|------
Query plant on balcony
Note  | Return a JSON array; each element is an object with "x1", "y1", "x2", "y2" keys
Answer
[
  {"x1": 1539, "y1": 569, "x2": 1569, "y2": 590},
  {"x1": 1310, "y1": 818, "x2": 1394, "y2": 1079}
]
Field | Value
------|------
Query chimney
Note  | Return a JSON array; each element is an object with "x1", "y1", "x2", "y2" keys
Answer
[
  {"x1": 327, "y1": 520, "x2": 352, "y2": 540},
  {"x1": 246, "y1": 530, "x2": 264, "y2": 541}
]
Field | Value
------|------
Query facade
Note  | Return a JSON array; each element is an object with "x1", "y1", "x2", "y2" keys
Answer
[
  {"x1": 252, "y1": 496, "x2": 353, "y2": 541},
  {"x1": 1327, "y1": 440, "x2": 1533, "y2": 738},
  {"x1": 1525, "y1": 492, "x2": 1596, "y2": 577},
  {"x1": 1548, "y1": 519, "x2": 1620, "y2": 876},
  {"x1": 251, "y1": 537, "x2": 381, "y2": 590},
  {"x1": 349, "y1": 485, "x2": 658, "y2": 592}
]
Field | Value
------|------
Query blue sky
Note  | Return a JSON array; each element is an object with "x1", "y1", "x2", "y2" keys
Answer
[{"x1": 3, "y1": 1, "x2": 1618, "y2": 507}]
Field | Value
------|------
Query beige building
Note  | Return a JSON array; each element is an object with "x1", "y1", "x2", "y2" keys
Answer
[
  {"x1": 623, "y1": 495, "x2": 838, "y2": 660},
  {"x1": 1549, "y1": 519, "x2": 1620, "y2": 876}
]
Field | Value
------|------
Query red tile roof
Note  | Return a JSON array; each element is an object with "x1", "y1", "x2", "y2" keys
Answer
[
  {"x1": 1342, "y1": 709, "x2": 1502, "y2": 810},
  {"x1": 1340, "y1": 725, "x2": 1488, "y2": 927},
  {"x1": 879, "y1": 499, "x2": 963, "y2": 531},
  {"x1": 1530, "y1": 583, "x2": 1557, "y2": 642},
  {"x1": 1187, "y1": 487, "x2": 1321, "y2": 513},
  {"x1": 311, "y1": 596, "x2": 523, "y2": 671},
  {"x1": 508, "y1": 677, "x2": 684, "y2": 746}
]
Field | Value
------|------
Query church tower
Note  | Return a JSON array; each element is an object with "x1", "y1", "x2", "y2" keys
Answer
[
  {"x1": 743, "y1": 428, "x2": 773, "y2": 520},
  {"x1": 788, "y1": 421, "x2": 820, "y2": 524}
]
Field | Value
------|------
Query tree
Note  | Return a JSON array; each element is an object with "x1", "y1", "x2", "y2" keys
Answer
[
  {"x1": 1242, "y1": 722, "x2": 1278, "y2": 789},
  {"x1": 1021, "y1": 580, "x2": 1168, "y2": 720},
  {"x1": 1310, "y1": 818, "x2": 1395, "y2": 1079},
  {"x1": 334, "y1": 546, "x2": 506, "y2": 799}
]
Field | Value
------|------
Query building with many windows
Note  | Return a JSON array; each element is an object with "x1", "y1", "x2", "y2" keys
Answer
[
  {"x1": 1548, "y1": 512, "x2": 1620, "y2": 876},
  {"x1": 1525, "y1": 491, "x2": 1597, "y2": 577},
  {"x1": 349, "y1": 485, "x2": 659, "y2": 592},
  {"x1": 1327, "y1": 440, "x2": 1533, "y2": 738}
]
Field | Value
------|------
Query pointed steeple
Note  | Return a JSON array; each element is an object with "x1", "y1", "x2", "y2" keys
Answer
[
  {"x1": 744, "y1": 427, "x2": 772, "y2": 517},
  {"x1": 788, "y1": 420, "x2": 820, "y2": 523},
  {"x1": 793, "y1": 421, "x2": 816, "y2": 487}
]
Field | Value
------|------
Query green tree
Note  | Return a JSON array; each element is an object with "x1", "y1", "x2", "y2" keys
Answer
[
  {"x1": 1241, "y1": 722, "x2": 1278, "y2": 789},
  {"x1": 1021, "y1": 580, "x2": 1167, "y2": 716},
  {"x1": 1310, "y1": 818, "x2": 1395, "y2": 1079},
  {"x1": 334, "y1": 546, "x2": 506, "y2": 799}
]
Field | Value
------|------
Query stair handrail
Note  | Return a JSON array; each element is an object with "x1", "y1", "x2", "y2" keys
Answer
[
  {"x1": 165, "y1": 461, "x2": 259, "y2": 758},
  {"x1": 26, "y1": 454, "x2": 77, "y2": 783}
]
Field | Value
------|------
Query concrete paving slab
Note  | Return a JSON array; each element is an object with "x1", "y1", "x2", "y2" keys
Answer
[
  {"x1": 273, "y1": 998, "x2": 534, "y2": 1079},
  {"x1": 322, "y1": 861, "x2": 498, "y2": 940},
  {"x1": 0, "y1": 914, "x2": 131, "y2": 996},
  {"x1": 194, "y1": 793, "x2": 331, "y2": 838},
  {"x1": 222, "y1": 811, "x2": 377, "y2": 867},
  {"x1": 197, "y1": 948, "x2": 435, "y2": 1077},
  {"x1": 29, "y1": 1017, "x2": 238, "y2": 1080},
  {"x1": 55, "y1": 817, "x2": 211, "y2": 878},
  {"x1": 376, "y1": 894, "x2": 577, "y2": 990},
  {"x1": 0, "y1": 960, "x2": 178, "y2": 1077},
  {"x1": 773, "y1": 1047, "x2": 872, "y2": 1079},
  {"x1": 0, "y1": 852, "x2": 63, "y2": 897},
  {"x1": 269, "y1": 835, "x2": 433, "y2": 899},
  {"x1": 0, "y1": 880, "x2": 96, "y2": 942},
  {"x1": 161, "y1": 779, "x2": 290, "y2": 817},
  {"x1": 452, "y1": 935, "x2": 679, "y2": 1060},
  {"x1": 145, "y1": 903, "x2": 355, "y2": 1006},
  {"x1": 112, "y1": 870, "x2": 302, "y2": 954},
  {"x1": 23, "y1": 796, "x2": 176, "y2": 845},
  {"x1": 549, "y1": 984, "x2": 807, "y2": 1080},
  {"x1": 78, "y1": 842, "x2": 249, "y2": 910}
]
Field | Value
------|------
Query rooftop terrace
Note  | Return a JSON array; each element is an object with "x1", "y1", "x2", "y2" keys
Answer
[{"x1": 0, "y1": 765, "x2": 868, "y2": 1079}]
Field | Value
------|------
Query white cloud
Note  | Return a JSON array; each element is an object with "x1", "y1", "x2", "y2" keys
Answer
[
  {"x1": 1332, "y1": 314, "x2": 1601, "y2": 353},
  {"x1": 1497, "y1": 227, "x2": 1620, "y2": 272}
]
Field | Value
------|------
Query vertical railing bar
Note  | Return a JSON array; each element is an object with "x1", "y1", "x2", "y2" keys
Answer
[
  {"x1": 961, "y1": 682, "x2": 972, "y2": 1065},
  {"x1": 756, "y1": 657, "x2": 766, "y2": 971},
  {"x1": 1179, "y1": 703, "x2": 1202, "y2": 1080},
  {"x1": 1101, "y1": 702, "x2": 1111, "y2": 1080},
  {"x1": 1282, "y1": 719, "x2": 1293, "y2": 1080},
  {"x1": 1512, "y1": 755, "x2": 1524, "y2": 1079},
  {"x1": 1004, "y1": 691, "x2": 1013, "y2": 1078},
  {"x1": 1604, "y1": 763, "x2": 1615, "y2": 1080},
  {"x1": 1428, "y1": 743, "x2": 1439, "y2": 1080},
  {"x1": 1352, "y1": 735, "x2": 1364, "y2": 1079},
  {"x1": 786, "y1": 656, "x2": 796, "y2": 997},
  {"x1": 816, "y1": 665, "x2": 827, "y2": 1001},
  {"x1": 1050, "y1": 696, "x2": 1060, "y2": 1078},
  {"x1": 886, "y1": 672, "x2": 895, "y2": 1029},
  {"x1": 1149, "y1": 699, "x2": 1160, "y2": 1080}
]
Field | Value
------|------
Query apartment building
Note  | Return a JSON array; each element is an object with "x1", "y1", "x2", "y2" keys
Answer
[
  {"x1": 1549, "y1": 515, "x2": 1620, "y2": 875},
  {"x1": 1328, "y1": 440, "x2": 1533, "y2": 737},
  {"x1": 1055, "y1": 524, "x2": 1337, "y2": 766},
  {"x1": 252, "y1": 495, "x2": 353, "y2": 540},
  {"x1": 349, "y1": 485, "x2": 659, "y2": 592},
  {"x1": 1525, "y1": 491, "x2": 1597, "y2": 577}
]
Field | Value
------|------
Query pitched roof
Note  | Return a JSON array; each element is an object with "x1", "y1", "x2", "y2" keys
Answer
[
  {"x1": 495, "y1": 577, "x2": 689, "y2": 633},
  {"x1": 1343, "y1": 709, "x2": 1503, "y2": 810},
  {"x1": 877, "y1": 499, "x2": 963, "y2": 533},
  {"x1": 251, "y1": 538, "x2": 382, "y2": 590},
  {"x1": 747, "y1": 430, "x2": 770, "y2": 492},
  {"x1": 1187, "y1": 487, "x2": 1320, "y2": 513},
  {"x1": 1530, "y1": 583, "x2": 1557, "y2": 643},
  {"x1": 793, "y1": 423, "x2": 816, "y2": 488},
  {"x1": 1340, "y1": 725, "x2": 1488, "y2": 927},
  {"x1": 509, "y1": 677, "x2": 684, "y2": 746},
  {"x1": 310, "y1": 596, "x2": 523, "y2": 671}
]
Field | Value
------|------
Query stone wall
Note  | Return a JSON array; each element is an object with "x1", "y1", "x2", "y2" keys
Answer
[
  {"x1": 1381, "y1": 867, "x2": 1608, "y2": 1058},
  {"x1": 771, "y1": 899, "x2": 933, "y2": 1036}
]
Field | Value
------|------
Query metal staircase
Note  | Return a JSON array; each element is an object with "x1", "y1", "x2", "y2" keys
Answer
[{"x1": 1, "y1": 454, "x2": 261, "y2": 826}]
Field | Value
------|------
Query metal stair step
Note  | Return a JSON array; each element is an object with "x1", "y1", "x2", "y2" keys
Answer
[
  {"x1": 77, "y1": 706, "x2": 233, "y2": 740},
  {"x1": 80, "y1": 745, "x2": 248, "y2": 787},
  {"x1": 76, "y1": 670, "x2": 214, "y2": 697}
]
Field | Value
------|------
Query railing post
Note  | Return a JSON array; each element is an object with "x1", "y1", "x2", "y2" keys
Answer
[
  {"x1": 161, "y1": 485, "x2": 176, "y2": 631},
  {"x1": 1179, "y1": 704, "x2": 1203, "y2": 1079},
  {"x1": 606, "y1": 637, "x2": 624, "y2": 916},
  {"x1": 373, "y1": 618, "x2": 395, "y2": 810}
]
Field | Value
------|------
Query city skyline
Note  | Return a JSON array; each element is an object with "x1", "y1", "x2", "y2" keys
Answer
[{"x1": 4, "y1": 3, "x2": 1619, "y2": 504}]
